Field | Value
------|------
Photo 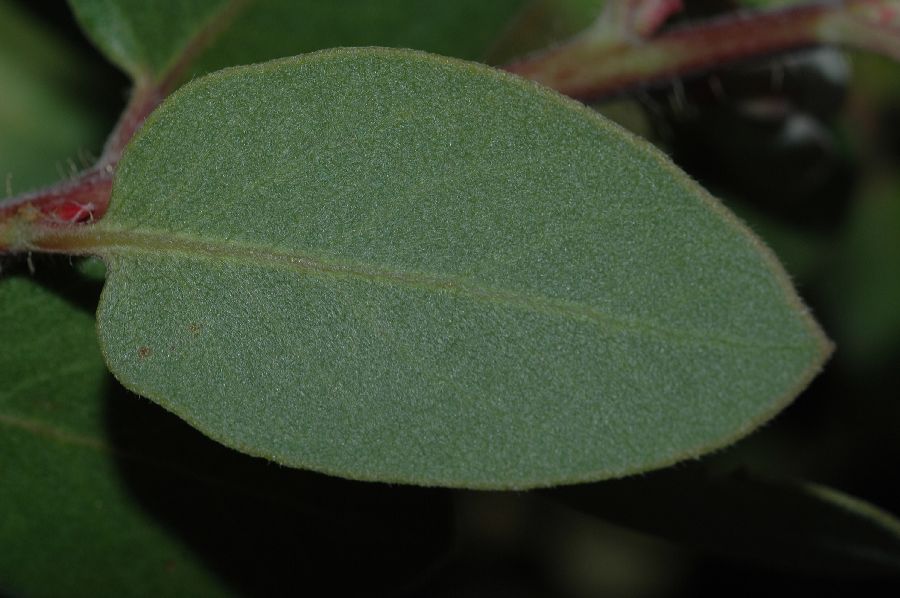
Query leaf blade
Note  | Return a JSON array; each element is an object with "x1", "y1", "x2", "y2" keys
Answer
[
  {"x1": 67, "y1": 0, "x2": 528, "y2": 81},
  {"x1": 189, "y1": 0, "x2": 528, "y2": 76},
  {"x1": 66, "y1": 0, "x2": 231, "y2": 79},
  {"x1": 68, "y1": 48, "x2": 829, "y2": 488}
]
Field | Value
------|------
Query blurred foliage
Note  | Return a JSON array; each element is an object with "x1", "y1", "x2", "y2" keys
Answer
[
  {"x1": 0, "y1": 0, "x2": 122, "y2": 193},
  {"x1": 1, "y1": 0, "x2": 899, "y2": 596}
]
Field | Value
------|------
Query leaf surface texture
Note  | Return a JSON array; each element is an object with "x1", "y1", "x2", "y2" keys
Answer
[{"x1": 82, "y1": 48, "x2": 830, "y2": 487}]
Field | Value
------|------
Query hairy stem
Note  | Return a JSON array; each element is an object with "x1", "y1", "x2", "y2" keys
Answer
[
  {"x1": 0, "y1": 83, "x2": 157, "y2": 231},
  {"x1": 0, "y1": 0, "x2": 248, "y2": 247}
]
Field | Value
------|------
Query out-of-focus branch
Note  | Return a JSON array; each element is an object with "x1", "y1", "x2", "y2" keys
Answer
[{"x1": 504, "y1": 0, "x2": 900, "y2": 100}]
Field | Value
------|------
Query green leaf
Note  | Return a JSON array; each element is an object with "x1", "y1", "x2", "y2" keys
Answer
[
  {"x1": 60, "y1": 48, "x2": 828, "y2": 488},
  {"x1": 0, "y1": 269, "x2": 231, "y2": 596},
  {"x1": 67, "y1": 0, "x2": 528, "y2": 81},
  {"x1": 189, "y1": 0, "x2": 529, "y2": 77},
  {"x1": 66, "y1": 0, "x2": 230, "y2": 80},
  {"x1": 553, "y1": 466, "x2": 900, "y2": 576},
  {"x1": 0, "y1": 261, "x2": 453, "y2": 596}
]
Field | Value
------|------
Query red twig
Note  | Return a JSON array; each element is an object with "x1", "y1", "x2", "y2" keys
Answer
[
  {"x1": 0, "y1": 83, "x2": 159, "y2": 231},
  {"x1": 0, "y1": 165, "x2": 112, "y2": 225},
  {"x1": 505, "y1": 0, "x2": 900, "y2": 99},
  {"x1": 0, "y1": 0, "x2": 249, "y2": 249}
]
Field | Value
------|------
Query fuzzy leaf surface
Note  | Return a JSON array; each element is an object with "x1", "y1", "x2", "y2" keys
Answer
[{"x1": 71, "y1": 48, "x2": 830, "y2": 488}]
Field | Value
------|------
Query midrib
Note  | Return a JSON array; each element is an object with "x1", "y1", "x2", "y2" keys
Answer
[{"x1": 34, "y1": 225, "x2": 811, "y2": 352}]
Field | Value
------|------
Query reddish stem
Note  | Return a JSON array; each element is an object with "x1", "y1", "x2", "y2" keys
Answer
[
  {"x1": 101, "y1": 83, "x2": 166, "y2": 165},
  {"x1": 627, "y1": 0, "x2": 685, "y2": 38},
  {"x1": 0, "y1": 84, "x2": 161, "y2": 231},
  {"x1": 504, "y1": 0, "x2": 900, "y2": 100},
  {"x1": 0, "y1": 0, "x2": 248, "y2": 243},
  {"x1": 0, "y1": 165, "x2": 112, "y2": 225},
  {"x1": 0, "y1": 0, "x2": 246, "y2": 251}
]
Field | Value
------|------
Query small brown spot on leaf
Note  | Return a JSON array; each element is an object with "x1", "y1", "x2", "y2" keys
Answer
[
  {"x1": 138, "y1": 346, "x2": 151, "y2": 359},
  {"x1": 188, "y1": 322, "x2": 202, "y2": 335}
]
